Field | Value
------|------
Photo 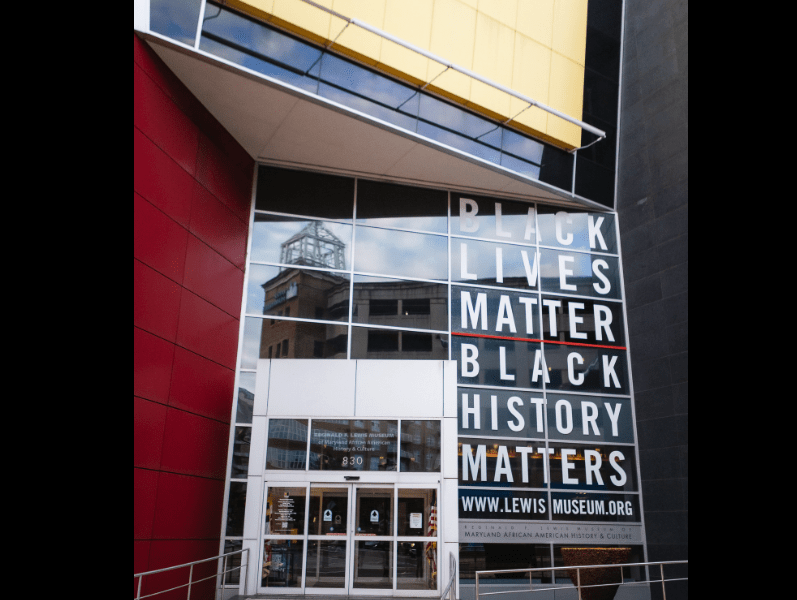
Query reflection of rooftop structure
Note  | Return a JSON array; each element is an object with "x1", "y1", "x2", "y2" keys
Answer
[{"x1": 280, "y1": 221, "x2": 346, "y2": 270}]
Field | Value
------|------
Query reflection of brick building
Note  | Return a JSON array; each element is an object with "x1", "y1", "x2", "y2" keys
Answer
[
  {"x1": 259, "y1": 268, "x2": 349, "y2": 359},
  {"x1": 352, "y1": 280, "x2": 448, "y2": 359}
]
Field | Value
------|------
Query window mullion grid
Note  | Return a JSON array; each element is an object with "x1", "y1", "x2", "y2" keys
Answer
[{"x1": 347, "y1": 179, "x2": 357, "y2": 359}]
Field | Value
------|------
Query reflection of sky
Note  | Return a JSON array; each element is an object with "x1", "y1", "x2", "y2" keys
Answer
[
  {"x1": 251, "y1": 219, "x2": 352, "y2": 265},
  {"x1": 150, "y1": 0, "x2": 201, "y2": 45},
  {"x1": 354, "y1": 227, "x2": 447, "y2": 280}
]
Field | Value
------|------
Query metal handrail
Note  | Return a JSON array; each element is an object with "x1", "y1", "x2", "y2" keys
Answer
[
  {"x1": 475, "y1": 560, "x2": 687, "y2": 600},
  {"x1": 133, "y1": 549, "x2": 249, "y2": 600},
  {"x1": 440, "y1": 551, "x2": 457, "y2": 600},
  {"x1": 297, "y1": 0, "x2": 606, "y2": 142}
]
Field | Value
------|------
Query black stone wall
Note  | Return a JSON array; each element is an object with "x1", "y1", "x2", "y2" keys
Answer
[{"x1": 616, "y1": 1, "x2": 688, "y2": 597}]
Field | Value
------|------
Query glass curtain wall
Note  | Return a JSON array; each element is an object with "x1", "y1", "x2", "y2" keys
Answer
[{"x1": 223, "y1": 165, "x2": 642, "y2": 592}]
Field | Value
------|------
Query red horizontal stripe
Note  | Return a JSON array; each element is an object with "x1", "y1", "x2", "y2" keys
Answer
[{"x1": 451, "y1": 331, "x2": 626, "y2": 351}]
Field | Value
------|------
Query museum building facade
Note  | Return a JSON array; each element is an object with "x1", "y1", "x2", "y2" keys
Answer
[{"x1": 134, "y1": 1, "x2": 673, "y2": 598}]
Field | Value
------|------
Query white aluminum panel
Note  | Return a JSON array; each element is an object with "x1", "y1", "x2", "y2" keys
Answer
[
  {"x1": 242, "y1": 477, "x2": 263, "y2": 540},
  {"x1": 268, "y1": 359, "x2": 356, "y2": 416},
  {"x1": 247, "y1": 417, "x2": 267, "y2": 477},
  {"x1": 133, "y1": 0, "x2": 150, "y2": 31},
  {"x1": 442, "y1": 479, "x2": 459, "y2": 544},
  {"x1": 253, "y1": 360, "x2": 270, "y2": 416},
  {"x1": 355, "y1": 360, "x2": 444, "y2": 417},
  {"x1": 241, "y1": 538, "x2": 259, "y2": 596},
  {"x1": 442, "y1": 417, "x2": 459, "y2": 480},
  {"x1": 442, "y1": 542, "x2": 460, "y2": 597},
  {"x1": 443, "y1": 360, "x2": 458, "y2": 418}
]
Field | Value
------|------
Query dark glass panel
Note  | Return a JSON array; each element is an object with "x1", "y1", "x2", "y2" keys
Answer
[
  {"x1": 459, "y1": 543, "x2": 552, "y2": 583},
  {"x1": 306, "y1": 540, "x2": 347, "y2": 588},
  {"x1": 578, "y1": 120, "x2": 617, "y2": 171},
  {"x1": 150, "y1": 0, "x2": 201, "y2": 45},
  {"x1": 230, "y1": 426, "x2": 251, "y2": 478},
  {"x1": 397, "y1": 488, "x2": 436, "y2": 536},
  {"x1": 397, "y1": 541, "x2": 436, "y2": 590},
  {"x1": 265, "y1": 486, "x2": 307, "y2": 535},
  {"x1": 256, "y1": 166, "x2": 354, "y2": 220},
  {"x1": 225, "y1": 482, "x2": 247, "y2": 537},
  {"x1": 356, "y1": 179, "x2": 448, "y2": 233},
  {"x1": 355, "y1": 487, "x2": 394, "y2": 536},
  {"x1": 353, "y1": 541, "x2": 393, "y2": 589},
  {"x1": 400, "y1": 421, "x2": 441, "y2": 472},
  {"x1": 222, "y1": 540, "x2": 242, "y2": 586},
  {"x1": 583, "y1": 68, "x2": 620, "y2": 126},
  {"x1": 309, "y1": 420, "x2": 398, "y2": 471},
  {"x1": 539, "y1": 145, "x2": 574, "y2": 191},
  {"x1": 575, "y1": 157, "x2": 616, "y2": 208},
  {"x1": 266, "y1": 419, "x2": 308, "y2": 470},
  {"x1": 308, "y1": 486, "x2": 349, "y2": 536},
  {"x1": 586, "y1": 26, "x2": 621, "y2": 83},
  {"x1": 262, "y1": 539, "x2": 304, "y2": 588}
]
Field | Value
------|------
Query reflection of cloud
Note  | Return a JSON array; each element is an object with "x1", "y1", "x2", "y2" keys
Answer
[
  {"x1": 150, "y1": 0, "x2": 200, "y2": 45},
  {"x1": 354, "y1": 228, "x2": 447, "y2": 280}
]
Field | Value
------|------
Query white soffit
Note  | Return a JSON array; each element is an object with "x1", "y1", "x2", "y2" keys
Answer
[{"x1": 142, "y1": 32, "x2": 594, "y2": 208}]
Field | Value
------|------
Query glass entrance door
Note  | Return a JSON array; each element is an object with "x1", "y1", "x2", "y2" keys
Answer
[
  {"x1": 306, "y1": 485, "x2": 350, "y2": 592},
  {"x1": 260, "y1": 483, "x2": 439, "y2": 595}
]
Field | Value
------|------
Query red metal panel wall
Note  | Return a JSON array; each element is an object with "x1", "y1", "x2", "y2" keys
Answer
[{"x1": 134, "y1": 33, "x2": 253, "y2": 595}]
